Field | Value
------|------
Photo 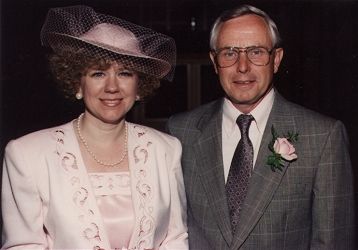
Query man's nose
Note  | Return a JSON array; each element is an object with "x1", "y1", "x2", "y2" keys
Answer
[{"x1": 235, "y1": 52, "x2": 250, "y2": 73}]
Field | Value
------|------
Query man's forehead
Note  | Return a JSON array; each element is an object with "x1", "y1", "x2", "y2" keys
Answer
[{"x1": 217, "y1": 15, "x2": 272, "y2": 47}]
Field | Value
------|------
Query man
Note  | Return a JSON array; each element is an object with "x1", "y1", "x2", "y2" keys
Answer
[{"x1": 167, "y1": 4, "x2": 355, "y2": 250}]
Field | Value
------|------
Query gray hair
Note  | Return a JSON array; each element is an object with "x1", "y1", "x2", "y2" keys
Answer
[{"x1": 209, "y1": 5, "x2": 281, "y2": 50}]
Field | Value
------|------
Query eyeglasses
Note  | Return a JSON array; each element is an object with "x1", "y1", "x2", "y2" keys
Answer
[{"x1": 213, "y1": 46, "x2": 275, "y2": 68}]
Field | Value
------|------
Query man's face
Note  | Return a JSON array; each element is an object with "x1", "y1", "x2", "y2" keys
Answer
[{"x1": 210, "y1": 14, "x2": 283, "y2": 113}]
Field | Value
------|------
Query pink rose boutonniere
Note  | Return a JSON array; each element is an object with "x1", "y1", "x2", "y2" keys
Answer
[{"x1": 267, "y1": 126, "x2": 299, "y2": 172}]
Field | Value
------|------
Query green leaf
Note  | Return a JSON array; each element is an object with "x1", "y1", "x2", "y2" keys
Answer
[
  {"x1": 286, "y1": 131, "x2": 299, "y2": 143},
  {"x1": 271, "y1": 125, "x2": 279, "y2": 140}
]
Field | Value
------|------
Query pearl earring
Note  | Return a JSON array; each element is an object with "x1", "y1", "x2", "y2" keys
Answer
[
  {"x1": 136, "y1": 95, "x2": 140, "y2": 101},
  {"x1": 75, "y1": 92, "x2": 83, "y2": 100}
]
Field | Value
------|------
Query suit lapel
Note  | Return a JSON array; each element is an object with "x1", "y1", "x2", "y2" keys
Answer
[
  {"x1": 56, "y1": 122, "x2": 111, "y2": 249},
  {"x1": 193, "y1": 99, "x2": 233, "y2": 245},
  {"x1": 230, "y1": 93, "x2": 297, "y2": 249}
]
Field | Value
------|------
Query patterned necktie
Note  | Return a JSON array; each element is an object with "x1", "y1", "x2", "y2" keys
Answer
[{"x1": 226, "y1": 114, "x2": 254, "y2": 233}]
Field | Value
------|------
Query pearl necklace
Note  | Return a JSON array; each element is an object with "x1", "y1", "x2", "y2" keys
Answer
[{"x1": 76, "y1": 113, "x2": 128, "y2": 167}]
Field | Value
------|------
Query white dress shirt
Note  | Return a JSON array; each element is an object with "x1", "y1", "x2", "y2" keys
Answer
[{"x1": 222, "y1": 89, "x2": 275, "y2": 182}]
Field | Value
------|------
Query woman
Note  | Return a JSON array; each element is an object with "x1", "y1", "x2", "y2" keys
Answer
[{"x1": 1, "y1": 5, "x2": 188, "y2": 250}]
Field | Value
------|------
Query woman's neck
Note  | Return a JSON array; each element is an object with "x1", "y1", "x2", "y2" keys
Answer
[{"x1": 80, "y1": 113, "x2": 126, "y2": 145}]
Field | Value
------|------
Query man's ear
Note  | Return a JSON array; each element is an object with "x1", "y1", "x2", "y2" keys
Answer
[
  {"x1": 209, "y1": 51, "x2": 218, "y2": 74},
  {"x1": 273, "y1": 48, "x2": 284, "y2": 73}
]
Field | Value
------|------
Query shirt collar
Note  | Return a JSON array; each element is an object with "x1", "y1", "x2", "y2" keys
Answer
[{"x1": 222, "y1": 88, "x2": 275, "y2": 135}]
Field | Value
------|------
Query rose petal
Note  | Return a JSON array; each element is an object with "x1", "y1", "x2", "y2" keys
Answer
[{"x1": 282, "y1": 153, "x2": 297, "y2": 161}]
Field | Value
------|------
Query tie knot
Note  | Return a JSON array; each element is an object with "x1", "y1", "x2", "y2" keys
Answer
[{"x1": 236, "y1": 114, "x2": 254, "y2": 134}]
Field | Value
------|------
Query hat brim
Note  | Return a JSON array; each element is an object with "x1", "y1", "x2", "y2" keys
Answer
[{"x1": 46, "y1": 32, "x2": 172, "y2": 79}]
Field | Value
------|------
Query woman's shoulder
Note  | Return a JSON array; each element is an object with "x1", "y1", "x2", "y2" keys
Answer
[
  {"x1": 6, "y1": 121, "x2": 75, "y2": 151},
  {"x1": 127, "y1": 122, "x2": 180, "y2": 148}
]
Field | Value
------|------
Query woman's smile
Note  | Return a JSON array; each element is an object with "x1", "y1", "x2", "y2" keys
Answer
[{"x1": 100, "y1": 98, "x2": 123, "y2": 107}]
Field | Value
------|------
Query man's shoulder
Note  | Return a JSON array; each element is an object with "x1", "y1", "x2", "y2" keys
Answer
[
  {"x1": 275, "y1": 93, "x2": 336, "y2": 124},
  {"x1": 169, "y1": 99, "x2": 223, "y2": 124},
  {"x1": 166, "y1": 99, "x2": 223, "y2": 138},
  {"x1": 272, "y1": 94, "x2": 346, "y2": 138}
]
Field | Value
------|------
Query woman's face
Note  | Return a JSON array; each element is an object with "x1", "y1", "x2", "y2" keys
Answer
[{"x1": 79, "y1": 62, "x2": 139, "y2": 124}]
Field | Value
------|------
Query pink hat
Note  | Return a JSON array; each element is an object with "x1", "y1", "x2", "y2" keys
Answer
[{"x1": 41, "y1": 5, "x2": 176, "y2": 80}]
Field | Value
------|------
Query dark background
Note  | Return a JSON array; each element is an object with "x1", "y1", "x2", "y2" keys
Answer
[{"x1": 1, "y1": 0, "x2": 357, "y2": 240}]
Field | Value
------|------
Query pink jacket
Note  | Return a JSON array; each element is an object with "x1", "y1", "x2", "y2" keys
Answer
[{"x1": 2, "y1": 121, "x2": 188, "y2": 250}]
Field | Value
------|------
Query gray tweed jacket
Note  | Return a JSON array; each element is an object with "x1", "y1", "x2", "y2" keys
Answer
[{"x1": 167, "y1": 92, "x2": 355, "y2": 250}]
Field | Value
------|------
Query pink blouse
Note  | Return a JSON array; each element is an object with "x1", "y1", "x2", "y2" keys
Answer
[{"x1": 89, "y1": 172, "x2": 134, "y2": 249}]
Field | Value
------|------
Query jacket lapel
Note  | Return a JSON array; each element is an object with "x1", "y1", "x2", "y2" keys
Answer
[
  {"x1": 127, "y1": 123, "x2": 158, "y2": 249},
  {"x1": 193, "y1": 99, "x2": 233, "y2": 245},
  {"x1": 230, "y1": 93, "x2": 297, "y2": 249},
  {"x1": 54, "y1": 122, "x2": 111, "y2": 249}
]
